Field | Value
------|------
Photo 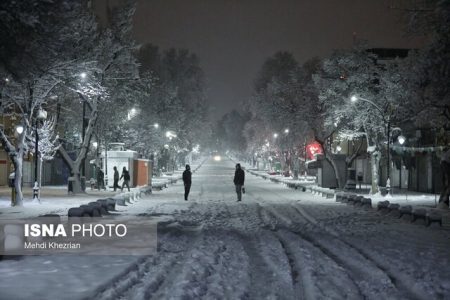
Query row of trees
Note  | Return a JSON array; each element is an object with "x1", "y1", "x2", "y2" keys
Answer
[
  {"x1": 239, "y1": 0, "x2": 449, "y2": 193},
  {"x1": 0, "y1": 1, "x2": 210, "y2": 205}
]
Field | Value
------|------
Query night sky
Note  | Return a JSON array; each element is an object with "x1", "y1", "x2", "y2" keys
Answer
[{"x1": 129, "y1": 0, "x2": 425, "y2": 120}]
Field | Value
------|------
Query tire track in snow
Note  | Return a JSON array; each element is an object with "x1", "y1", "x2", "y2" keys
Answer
[
  {"x1": 257, "y1": 203, "x2": 363, "y2": 299},
  {"x1": 275, "y1": 229, "x2": 364, "y2": 300},
  {"x1": 245, "y1": 176, "x2": 426, "y2": 299},
  {"x1": 89, "y1": 230, "x2": 203, "y2": 300},
  {"x1": 263, "y1": 199, "x2": 425, "y2": 299},
  {"x1": 236, "y1": 231, "x2": 296, "y2": 300},
  {"x1": 288, "y1": 203, "x2": 429, "y2": 300}
]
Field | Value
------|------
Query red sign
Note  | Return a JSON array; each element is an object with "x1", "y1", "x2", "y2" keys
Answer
[{"x1": 306, "y1": 142, "x2": 323, "y2": 160}]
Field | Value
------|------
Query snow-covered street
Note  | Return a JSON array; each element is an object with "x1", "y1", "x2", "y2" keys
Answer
[{"x1": 1, "y1": 156, "x2": 450, "y2": 299}]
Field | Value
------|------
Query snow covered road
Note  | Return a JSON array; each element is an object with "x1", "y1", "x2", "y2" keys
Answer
[{"x1": 1, "y1": 156, "x2": 450, "y2": 299}]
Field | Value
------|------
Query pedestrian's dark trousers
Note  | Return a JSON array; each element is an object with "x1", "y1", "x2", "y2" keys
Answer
[
  {"x1": 235, "y1": 184, "x2": 242, "y2": 201},
  {"x1": 122, "y1": 180, "x2": 130, "y2": 192},
  {"x1": 184, "y1": 184, "x2": 191, "y2": 200},
  {"x1": 113, "y1": 179, "x2": 120, "y2": 191}
]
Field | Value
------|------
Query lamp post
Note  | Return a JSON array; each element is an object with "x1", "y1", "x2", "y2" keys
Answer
[
  {"x1": 33, "y1": 108, "x2": 47, "y2": 201},
  {"x1": 79, "y1": 72, "x2": 88, "y2": 186},
  {"x1": 351, "y1": 95, "x2": 395, "y2": 195},
  {"x1": 397, "y1": 134, "x2": 406, "y2": 192}
]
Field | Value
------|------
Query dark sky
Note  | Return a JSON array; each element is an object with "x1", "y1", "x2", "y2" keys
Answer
[{"x1": 130, "y1": 0, "x2": 425, "y2": 121}]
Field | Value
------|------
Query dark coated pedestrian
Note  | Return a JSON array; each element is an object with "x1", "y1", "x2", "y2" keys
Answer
[
  {"x1": 120, "y1": 167, "x2": 131, "y2": 192},
  {"x1": 234, "y1": 163, "x2": 245, "y2": 202},
  {"x1": 183, "y1": 164, "x2": 192, "y2": 200},
  {"x1": 113, "y1": 166, "x2": 120, "y2": 192},
  {"x1": 438, "y1": 148, "x2": 450, "y2": 208},
  {"x1": 97, "y1": 169, "x2": 105, "y2": 190}
]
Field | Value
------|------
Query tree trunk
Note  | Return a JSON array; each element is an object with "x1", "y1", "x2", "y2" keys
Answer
[
  {"x1": 71, "y1": 171, "x2": 84, "y2": 194},
  {"x1": 59, "y1": 147, "x2": 85, "y2": 194},
  {"x1": 58, "y1": 99, "x2": 98, "y2": 194},
  {"x1": 318, "y1": 137, "x2": 342, "y2": 189},
  {"x1": 13, "y1": 156, "x2": 24, "y2": 206},
  {"x1": 4, "y1": 131, "x2": 27, "y2": 206},
  {"x1": 324, "y1": 154, "x2": 342, "y2": 189},
  {"x1": 369, "y1": 150, "x2": 381, "y2": 195}
]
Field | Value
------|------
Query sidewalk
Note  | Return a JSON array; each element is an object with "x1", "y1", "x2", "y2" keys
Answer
[
  {"x1": 0, "y1": 185, "x2": 121, "y2": 220},
  {"x1": 0, "y1": 157, "x2": 207, "y2": 219},
  {"x1": 239, "y1": 161, "x2": 450, "y2": 227}
]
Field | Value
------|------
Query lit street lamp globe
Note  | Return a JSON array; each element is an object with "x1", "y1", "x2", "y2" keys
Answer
[
  {"x1": 398, "y1": 135, "x2": 406, "y2": 145},
  {"x1": 15, "y1": 125, "x2": 24, "y2": 135},
  {"x1": 350, "y1": 95, "x2": 358, "y2": 102}
]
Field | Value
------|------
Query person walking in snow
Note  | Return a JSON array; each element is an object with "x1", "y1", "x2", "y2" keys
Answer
[
  {"x1": 120, "y1": 166, "x2": 131, "y2": 192},
  {"x1": 113, "y1": 166, "x2": 120, "y2": 192},
  {"x1": 183, "y1": 164, "x2": 192, "y2": 201},
  {"x1": 438, "y1": 148, "x2": 450, "y2": 208},
  {"x1": 234, "y1": 163, "x2": 245, "y2": 202},
  {"x1": 97, "y1": 169, "x2": 105, "y2": 190}
]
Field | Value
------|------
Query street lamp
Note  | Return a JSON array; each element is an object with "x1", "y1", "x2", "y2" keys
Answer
[
  {"x1": 80, "y1": 72, "x2": 87, "y2": 79},
  {"x1": 127, "y1": 107, "x2": 138, "y2": 120},
  {"x1": 15, "y1": 125, "x2": 24, "y2": 135},
  {"x1": 273, "y1": 133, "x2": 278, "y2": 138},
  {"x1": 154, "y1": 123, "x2": 159, "y2": 129},
  {"x1": 166, "y1": 130, "x2": 177, "y2": 140},
  {"x1": 284, "y1": 129, "x2": 289, "y2": 134}
]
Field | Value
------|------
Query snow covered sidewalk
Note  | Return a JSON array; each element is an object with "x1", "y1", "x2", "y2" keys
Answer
[{"x1": 237, "y1": 159, "x2": 450, "y2": 228}]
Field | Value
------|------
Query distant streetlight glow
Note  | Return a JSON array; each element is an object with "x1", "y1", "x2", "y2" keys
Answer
[
  {"x1": 93, "y1": 142, "x2": 98, "y2": 148},
  {"x1": 284, "y1": 129, "x2": 289, "y2": 134},
  {"x1": 166, "y1": 130, "x2": 177, "y2": 140},
  {"x1": 127, "y1": 107, "x2": 138, "y2": 120},
  {"x1": 80, "y1": 72, "x2": 87, "y2": 79},
  {"x1": 336, "y1": 145, "x2": 342, "y2": 152},
  {"x1": 398, "y1": 135, "x2": 406, "y2": 145},
  {"x1": 154, "y1": 123, "x2": 159, "y2": 129},
  {"x1": 15, "y1": 125, "x2": 24, "y2": 135},
  {"x1": 37, "y1": 108, "x2": 47, "y2": 120},
  {"x1": 273, "y1": 133, "x2": 278, "y2": 138},
  {"x1": 350, "y1": 95, "x2": 358, "y2": 102}
]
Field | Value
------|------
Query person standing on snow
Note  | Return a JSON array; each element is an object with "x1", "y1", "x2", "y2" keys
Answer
[
  {"x1": 120, "y1": 166, "x2": 131, "y2": 192},
  {"x1": 234, "y1": 163, "x2": 245, "y2": 202},
  {"x1": 97, "y1": 168, "x2": 105, "y2": 190},
  {"x1": 438, "y1": 148, "x2": 450, "y2": 208},
  {"x1": 183, "y1": 164, "x2": 192, "y2": 201},
  {"x1": 113, "y1": 166, "x2": 120, "y2": 192}
]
